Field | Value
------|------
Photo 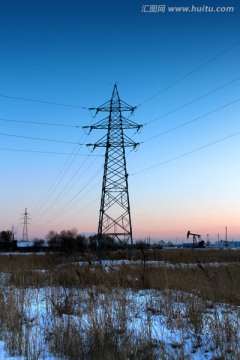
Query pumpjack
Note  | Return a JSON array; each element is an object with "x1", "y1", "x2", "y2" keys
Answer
[{"x1": 187, "y1": 231, "x2": 205, "y2": 248}]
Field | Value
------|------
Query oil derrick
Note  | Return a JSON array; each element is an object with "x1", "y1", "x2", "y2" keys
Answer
[
  {"x1": 21, "y1": 208, "x2": 31, "y2": 241},
  {"x1": 86, "y1": 84, "x2": 141, "y2": 251}
]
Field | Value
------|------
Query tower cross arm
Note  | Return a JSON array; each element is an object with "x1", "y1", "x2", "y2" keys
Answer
[
  {"x1": 89, "y1": 101, "x2": 137, "y2": 114},
  {"x1": 83, "y1": 116, "x2": 109, "y2": 131},
  {"x1": 121, "y1": 116, "x2": 143, "y2": 130},
  {"x1": 87, "y1": 133, "x2": 139, "y2": 149},
  {"x1": 89, "y1": 100, "x2": 111, "y2": 114}
]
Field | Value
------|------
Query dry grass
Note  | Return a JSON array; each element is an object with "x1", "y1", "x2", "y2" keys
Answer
[
  {"x1": 104, "y1": 248, "x2": 240, "y2": 264},
  {"x1": 0, "y1": 249, "x2": 239, "y2": 359},
  {"x1": 2, "y1": 250, "x2": 240, "y2": 304}
]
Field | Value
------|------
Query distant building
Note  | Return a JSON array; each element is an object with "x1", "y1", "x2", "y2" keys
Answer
[
  {"x1": 214, "y1": 240, "x2": 240, "y2": 248},
  {"x1": 181, "y1": 243, "x2": 194, "y2": 249}
]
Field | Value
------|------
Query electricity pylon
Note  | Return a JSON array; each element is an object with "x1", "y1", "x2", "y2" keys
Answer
[
  {"x1": 11, "y1": 225, "x2": 15, "y2": 241},
  {"x1": 21, "y1": 208, "x2": 31, "y2": 241},
  {"x1": 86, "y1": 84, "x2": 141, "y2": 252}
]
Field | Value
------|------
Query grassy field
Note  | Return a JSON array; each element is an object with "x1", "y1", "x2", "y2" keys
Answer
[{"x1": 0, "y1": 249, "x2": 239, "y2": 359}]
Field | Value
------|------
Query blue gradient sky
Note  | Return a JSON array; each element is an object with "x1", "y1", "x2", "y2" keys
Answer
[{"x1": 0, "y1": 0, "x2": 240, "y2": 242}]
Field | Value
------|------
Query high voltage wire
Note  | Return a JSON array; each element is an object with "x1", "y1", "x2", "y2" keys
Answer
[
  {"x1": 3, "y1": 39, "x2": 239, "y2": 234},
  {"x1": 144, "y1": 75, "x2": 240, "y2": 126},
  {"x1": 1, "y1": 74, "x2": 239, "y2": 132},
  {"x1": 32, "y1": 147, "x2": 83, "y2": 214},
  {"x1": 46, "y1": 195, "x2": 100, "y2": 231},
  {"x1": 34, "y1": 104, "x2": 141, "y2": 227},
  {"x1": 0, "y1": 41, "x2": 238, "y2": 119},
  {"x1": 38, "y1": 177, "x2": 101, "y2": 228},
  {"x1": 0, "y1": 74, "x2": 238, "y2": 133},
  {"x1": 142, "y1": 97, "x2": 240, "y2": 143},
  {"x1": 138, "y1": 40, "x2": 240, "y2": 106},
  {"x1": 1, "y1": 57, "x2": 238, "y2": 136},
  {"x1": 51, "y1": 166, "x2": 102, "y2": 216},
  {"x1": 32, "y1": 117, "x2": 99, "y2": 216},
  {"x1": 131, "y1": 129, "x2": 240, "y2": 176},
  {"x1": 0, "y1": 117, "x2": 82, "y2": 128},
  {"x1": 0, "y1": 147, "x2": 102, "y2": 156},
  {"x1": 0, "y1": 132, "x2": 86, "y2": 145},
  {"x1": 32, "y1": 133, "x2": 92, "y2": 215},
  {"x1": 37, "y1": 169, "x2": 102, "y2": 227},
  {"x1": 34, "y1": 194, "x2": 100, "y2": 234},
  {"x1": 0, "y1": 93, "x2": 89, "y2": 109},
  {"x1": 33, "y1": 94, "x2": 240, "y2": 225},
  {"x1": 36, "y1": 156, "x2": 103, "y2": 219},
  {"x1": 24, "y1": 107, "x2": 237, "y2": 226},
  {"x1": 49, "y1": 151, "x2": 103, "y2": 208},
  {"x1": 1, "y1": 107, "x2": 135, "y2": 224}
]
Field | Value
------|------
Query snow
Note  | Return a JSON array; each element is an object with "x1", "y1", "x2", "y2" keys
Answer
[
  {"x1": 0, "y1": 284, "x2": 239, "y2": 359},
  {"x1": 0, "y1": 261, "x2": 239, "y2": 359}
]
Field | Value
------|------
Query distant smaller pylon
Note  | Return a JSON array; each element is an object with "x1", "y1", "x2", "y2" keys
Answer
[
  {"x1": 11, "y1": 225, "x2": 15, "y2": 241},
  {"x1": 21, "y1": 208, "x2": 31, "y2": 241}
]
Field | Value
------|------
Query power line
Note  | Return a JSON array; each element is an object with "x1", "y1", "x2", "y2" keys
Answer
[
  {"x1": 32, "y1": 140, "x2": 87, "y2": 214},
  {"x1": 54, "y1": 166, "x2": 102, "y2": 215},
  {"x1": 31, "y1": 118, "x2": 98, "y2": 215},
  {"x1": 0, "y1": 93, "x2": 89, "y2": 109},
  {"x1": 37, "y1": 168, "x2": 102, "y2": 227},
  {"x1": 0, "y1": 147, "x2": 103, "y2": 156},
  {"x1": 35, "y1": 85, "x2": 139, "y2": 229},
  {"x1": 131, "y1": 130, "x2": 240, "y2": 176},
  {"x1": 53, "y1": 151, "x2": 103, "y2": 202},
  {"x1": 0, "y1": 132, "x2": 86, "y2": 145},
  {"x1": 0, "y1": 117, "x2": 82, "y2": 128},
  {"x1": 138, "y1": 40, "x2": 240, "y2": 106},
  {"x1": 46, "y1": 195, "x2": 100, "y2": 230},
  {"x1": 36, "y1": 156, "x2": 103, "y2": 218},
  {"x1": 142, "y1": 97, "x2": 240, "y2": 143},
  {"x1": 144, "y1": 75, "x2": 240, "y2": 126}
]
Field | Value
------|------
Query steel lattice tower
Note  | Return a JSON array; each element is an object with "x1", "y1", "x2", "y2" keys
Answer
[
  {"x1": 86, "y1": 84, "x2": 141, "y2": 250},
  {"x1": 21, "y1": 208, "x2": 31, "y2": 241}
]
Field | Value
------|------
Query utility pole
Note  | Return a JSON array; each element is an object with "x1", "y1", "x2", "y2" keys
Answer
[
  {"x1": 225, "y1": 226, "x2": 228, "y2": 247},
  {"x1": 86, "y1": 84, "x2": 141, "y2": 253},
  {"x1": 21, "y1": 208, "x2": 31, "y2": 241},
  {"x1": 207, "y1": 233, "x2": 210, "y2": 246}
]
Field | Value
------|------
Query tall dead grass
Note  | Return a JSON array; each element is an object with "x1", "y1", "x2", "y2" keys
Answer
[{"x1": 0, "y1": 250, "x2": 239, "y2": 359}]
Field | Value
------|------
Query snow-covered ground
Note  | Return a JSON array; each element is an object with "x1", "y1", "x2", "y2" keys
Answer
[
  {"x1": 0, "y1": 257, "x2": 239, "y2": 359},
  {"x1": 0, "y1": 282, "x2": 239, "y2": 359},
  {"x1": 54, "y1": 259, "x2": 240, "y2": 270}
]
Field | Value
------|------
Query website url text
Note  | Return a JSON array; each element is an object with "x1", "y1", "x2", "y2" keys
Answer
[{"x1": 141, "y1": 5, "x2": 235, "y2": 13}]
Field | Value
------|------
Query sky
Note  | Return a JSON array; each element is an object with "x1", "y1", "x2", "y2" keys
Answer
[{"x1": 0, "y1": 0, "x2": 240, "y2": 243}]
